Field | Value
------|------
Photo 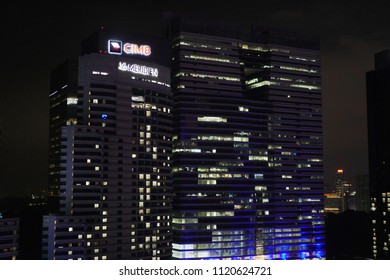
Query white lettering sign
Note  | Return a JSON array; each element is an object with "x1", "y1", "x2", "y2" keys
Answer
[{"x1": 118, "y1": 62, "x2": 158, "y2": 77}]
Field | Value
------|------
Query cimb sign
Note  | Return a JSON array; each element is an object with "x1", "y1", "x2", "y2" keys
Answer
[{"x1": 108, "y1": 40, "x2": 151, "y2": 56}]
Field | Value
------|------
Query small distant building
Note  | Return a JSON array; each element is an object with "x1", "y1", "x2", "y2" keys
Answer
[
  {"x1": 324, "y1": 192, "x2": 341, "y2": 213},
  {"x1": 0, "y1": 217, "x2": 19, "y2": 260},
  {"x1": 324, "y1": 169, "x2": 354, "y2": 213}
]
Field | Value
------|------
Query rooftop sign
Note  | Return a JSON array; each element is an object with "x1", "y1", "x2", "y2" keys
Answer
[
  {"x1": 118, "y1": 62, "x2": 158, "y2": 77},
  {"x1": 108, "y1": 40, "x2": 151, "y2": 56}
]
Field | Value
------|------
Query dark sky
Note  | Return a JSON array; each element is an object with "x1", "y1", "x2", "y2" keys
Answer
[{"x1": 1, "y1": 0, "x2": 390, "y2": 197}]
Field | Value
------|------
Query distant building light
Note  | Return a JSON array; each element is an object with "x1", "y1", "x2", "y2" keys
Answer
[
  {"x1": 337, "y1": 169, "x2": 344, "y2": 174},
  {"x1": 101, "y1": 114, "x2": 108, "y2": 120}
]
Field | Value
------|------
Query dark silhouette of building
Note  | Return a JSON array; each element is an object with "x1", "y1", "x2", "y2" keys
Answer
[
  {"x1": 0, "y1": 196, "x2": 46, "y2": 260},
  {"x1": 355, "y1": 174, "x2": 370, "y2": 213},
  {"x1": 325, "y1": 210, "x2": 373, "y2": 259},
  {"x1": 366, "y1": 49, "x2": 390, "y2": 259}
]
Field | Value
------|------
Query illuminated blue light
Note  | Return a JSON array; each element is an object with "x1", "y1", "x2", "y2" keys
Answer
[
  {"x1": 281, "y1": 253, "x2": 287, "y2": 260},
  {"x1": 101, "y1": 114, "x2": 108, "y2": 120},
  {"x1": 300, "y1": 252, "x2": 307, "y2": 259}
]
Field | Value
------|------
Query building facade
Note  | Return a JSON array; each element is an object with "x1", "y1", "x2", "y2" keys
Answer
[
  {"x1": 45, "y1": 16, "x2": 326, "y2": 260},
  {"x1": 44, "y1": 29, "x2": 173, "y2": 260},
  {"x1": 168, "y1": 15, "x2": 325, "y2": 260},
  {"x1": 42, "y1": 215, "x2": 86, "y2": 260},
  {"x1": 0, "y1": 218, "x2": 19, "y2": 260},
  {"x1": 366, "y1": 49, "x2": 390, "y2": 259}
]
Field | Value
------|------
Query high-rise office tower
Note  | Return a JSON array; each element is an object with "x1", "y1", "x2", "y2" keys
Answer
[
  {"x1": 167, "y1": 15, "x2": 325, "y2": 260},
  {"x1": 366, "y1": 49, "x2": 390, "y2": 259},
  {"x1": 44, "y1": 29, "x2": 173, "y2": 259}
]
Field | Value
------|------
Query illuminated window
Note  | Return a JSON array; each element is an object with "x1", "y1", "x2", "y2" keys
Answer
[
  {"x1": 66, "y1": 118, "x2": 77, "y2": 126},
  {"x1": 67, "y1": 97, "x2": 78, "y2": 105},
  {"x1": 197, "y1": 116, "x2": 227, "y2": 123},
  {"x1": 173, "y1": 148, "x2": 201, "y2": 153},
  {"x1": 254, "y1": 174, "x2": 264, "y2": 180},
  {"x1": 132, "y1": 96, "x2": 145, "y2": 102},
  {"x1": 249, "y1": 156, "x2": 268, "y2": 161},
  {"x1": 290, "y1": 84, "x2": 321, "y2": 90},
  {"x1": 255, "y1": 186, "x2": 267, "y2": 191},
  {"x1": 198, "y1": 180, "x2": 217, "y2": 185},
  {"x1": 247, "y1": 80, "x2": 278, "y2": 89}
]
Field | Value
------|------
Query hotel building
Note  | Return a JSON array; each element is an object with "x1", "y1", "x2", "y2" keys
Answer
[{"x1": 44, "y1": 29, "x2": 173, "y2": 259}]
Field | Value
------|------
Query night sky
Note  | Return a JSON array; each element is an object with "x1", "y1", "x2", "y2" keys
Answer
[{"x1": 1, "y1": 0, "x2": 390, "y2": 197}]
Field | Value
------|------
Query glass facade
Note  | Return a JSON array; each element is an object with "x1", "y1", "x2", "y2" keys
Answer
[{"x1": 170, "y1": 16, "x2": 325, "y2": 260}]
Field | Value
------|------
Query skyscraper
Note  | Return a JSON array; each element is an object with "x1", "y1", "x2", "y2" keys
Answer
[
  {"x1": 366, "y1": 49, "x2": 390, "y2": 259},
  {"x1": 44, "y1": 29, "x2": 173, "y2": 260},
  {"x1": 336, "y1": 169, "x2": 353, "y2": 211},
  {"x1": 167, "y1": 14, "x2": 325, "y2": 260}
]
